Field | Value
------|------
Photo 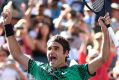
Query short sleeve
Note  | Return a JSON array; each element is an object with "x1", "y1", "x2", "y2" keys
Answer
[
  {"x1": 28, "y1": 59, "x2": 39, "y2": 75},
  {"x1": 28, "y1": 59, "x2": 45, "y2": 77},
  {"x1": 28, "y1": 59, "x2": 52, "y2": 80},
  {"x1": 76, "y1": 64, "x2": 96, "y2": 80}
]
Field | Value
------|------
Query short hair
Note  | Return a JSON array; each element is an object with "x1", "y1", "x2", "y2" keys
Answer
[{"x1": 47, "y1": 35, "x2": 70, "y2": 52}]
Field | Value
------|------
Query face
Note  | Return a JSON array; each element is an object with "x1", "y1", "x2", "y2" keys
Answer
[
  {"x1": 41, "y1": 24, "x2": 49, "y2": 36},
  {"x1": 0, "y1": 50, "x2": 7, "y2": 62},
  {"x1": 69, "y1": 23, "x2": 80, "y2": 35},
  {"x1": 47, "y1": 41, "x2": 68, "y2": 69},
  {"x1": 39, "y1": 5, "x2": 45, "y2": 15},
  {"x1": 112, "y1": 9, "x2": 119, "y2": 20}
]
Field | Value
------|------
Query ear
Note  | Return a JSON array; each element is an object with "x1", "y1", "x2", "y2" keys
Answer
[{"x1": 64, "y1": 50, "x2": 69, "y2": 57}]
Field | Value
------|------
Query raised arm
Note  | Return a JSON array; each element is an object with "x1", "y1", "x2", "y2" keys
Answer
[
  {"x1": 88, "y1": 13, "x2": 111, "y2": 74},
  {"x1": 2, "y1": 1, "x2": 29, "y2": 70},
  {"x1": 54, "y1": 4, "x2": 71, "y2": 29},
  {"x1": 24, "y1": 0, "x2": 34, "y2": 20}
]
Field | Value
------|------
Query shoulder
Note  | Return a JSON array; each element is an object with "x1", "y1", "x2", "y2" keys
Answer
[
  {"x1": 69, "y1": 64, "x2": 88, "y2": 70},
  {"x1": 28, "y1": 59, "x2": 48, "y2": 67},
  {"x1": 69, "y1": 64, "x2": 96, "y2": 79},
  {"x1": 65, "y1": 64, "x2": 88, "y2": 73},
  {"x1": 28, "y1": 59, "x2": 48, "y2": 73}
]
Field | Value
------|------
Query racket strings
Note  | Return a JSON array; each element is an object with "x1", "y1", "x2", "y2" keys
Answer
[
  {"x1": 92, "y1": 0, "x2": 104, "y2": 12},
  {"x1": 92, "y1": 0, "x2": 103, "y2": 11}
]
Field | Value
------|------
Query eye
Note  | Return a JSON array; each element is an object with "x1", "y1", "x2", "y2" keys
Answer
[
  {"x1": 47, "y1": 46, "x2": 52, "y2": 50},
  {"x1": 54, "y1": 46, "x2": 59, "y2": 51}
]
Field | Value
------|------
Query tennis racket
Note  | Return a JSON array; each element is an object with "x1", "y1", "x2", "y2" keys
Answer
[{"x1": 82, "y1": 0, "x2": 119, "y2": 48}]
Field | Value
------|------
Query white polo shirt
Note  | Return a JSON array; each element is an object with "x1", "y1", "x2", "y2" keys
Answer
[{"x1": 0, "y1": 67, "x2": 19, "y2": 80}]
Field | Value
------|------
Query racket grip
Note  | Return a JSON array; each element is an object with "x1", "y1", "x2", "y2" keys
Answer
[{"x1": 107, "y1": 27, "x2": 119, "y2": 48}]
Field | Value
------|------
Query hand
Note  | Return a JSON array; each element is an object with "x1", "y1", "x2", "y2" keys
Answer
[
  {"x1": 98, "y1": 12, "x2": 111, "y2": 32},
  {"x1": 28, "y1": 0, "x2": 34, "y2": 7},
  {"x1": 2, "y1": 1, "x2": 12, "y2": 25},
  {"x1": 60, "y1": 4, "x2": 71, "y2": 17}
]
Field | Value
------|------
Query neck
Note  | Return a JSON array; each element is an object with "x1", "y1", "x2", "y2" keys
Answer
[{"x1": 53, "y1": 63, "x2": 68, "y2": 71}]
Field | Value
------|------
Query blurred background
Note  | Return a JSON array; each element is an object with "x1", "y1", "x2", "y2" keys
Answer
[{"x1": 0, "y1": 0, "x2": 119, "y2": 80}]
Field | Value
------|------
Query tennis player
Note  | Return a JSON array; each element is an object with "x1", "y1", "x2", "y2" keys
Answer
[{"x1": 2, "y1": 3, "x2": 111, "y2": 80}]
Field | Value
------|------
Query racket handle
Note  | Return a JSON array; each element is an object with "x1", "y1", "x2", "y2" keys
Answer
[{"x1": 107, "y1": 27, "x2": 119, "y2": 48}]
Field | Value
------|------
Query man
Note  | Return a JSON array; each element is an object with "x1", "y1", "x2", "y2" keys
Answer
[
  {"x1": 111, "y1": 3, "x2": 119, "y2": 32},
  {"x1": 2, "y1": 2, "x2": 111, "y2": 80},
  {"x1": 0, "y1": 48, "x2": 26, "y2": 80}
]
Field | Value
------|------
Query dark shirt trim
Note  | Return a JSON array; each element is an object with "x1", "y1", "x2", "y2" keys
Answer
[
  {"x1": 87, "y1": 64, "x2": 96, "y2": 76},
  {"x1": 28, "y1": 59, "x2": 32, "y2": 73}
]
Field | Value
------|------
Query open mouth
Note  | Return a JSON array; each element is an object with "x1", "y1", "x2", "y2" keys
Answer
[{"x1": 50, "y1": 56, "x2": 57, "y2": 62}]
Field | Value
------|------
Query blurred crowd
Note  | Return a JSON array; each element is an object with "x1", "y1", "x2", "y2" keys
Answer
[{"x1": 0, "y1": 0, "x2": 119, "y2": 80}]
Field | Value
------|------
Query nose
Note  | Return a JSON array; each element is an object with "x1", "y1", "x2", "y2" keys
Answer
[
  {"x1": 47, "y1": 48, "x2": 54, "y2": 55},
  {"x1": 48, "y1": 50, "x2": 54, "y2": 55}
]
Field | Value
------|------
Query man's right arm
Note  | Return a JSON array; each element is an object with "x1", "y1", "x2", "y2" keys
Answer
[
  {"x1": 2, "y1": 1, "x2": 29, "y2": 70},
  {"x1": 6, "y1": 35, "x2": 29, "y2": 70}
]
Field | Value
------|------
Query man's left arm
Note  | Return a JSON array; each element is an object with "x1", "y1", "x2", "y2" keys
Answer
[{"x1": 88, "y1": 13, "x2": 111, "y2": 74}]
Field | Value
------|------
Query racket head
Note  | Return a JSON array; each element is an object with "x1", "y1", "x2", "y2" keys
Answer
[{"x1": 83, "y1": 0, "x2": 104, "y2": 14}]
